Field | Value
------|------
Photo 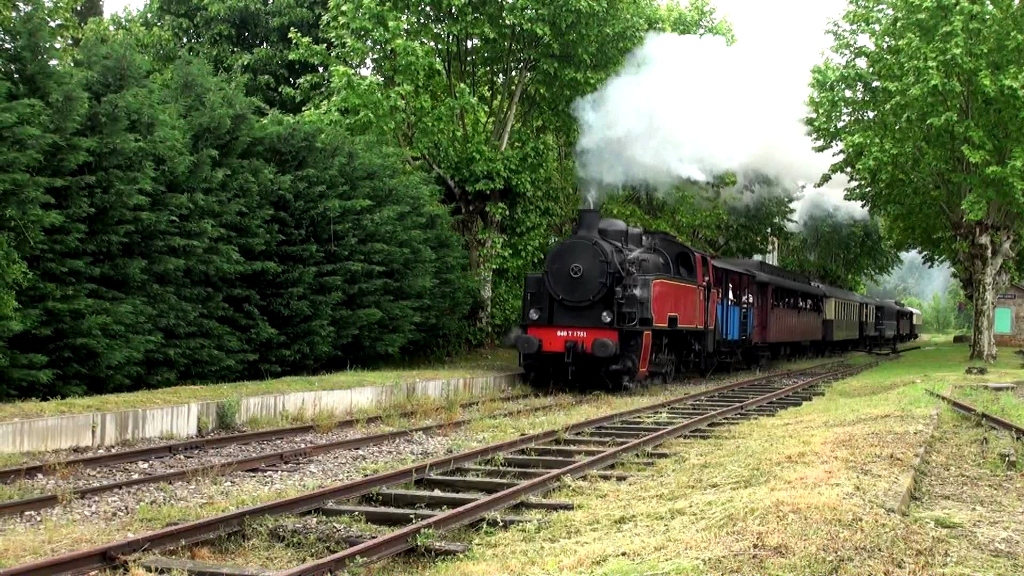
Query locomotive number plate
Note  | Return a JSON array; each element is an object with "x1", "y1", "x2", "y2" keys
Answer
[{"x1": 556, "y1": 330, "x2": 588, "y2": 337}]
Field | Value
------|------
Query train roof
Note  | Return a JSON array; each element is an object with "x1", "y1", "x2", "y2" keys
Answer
[
  {"x1": 751, "y1": 271, "x2": 825, "y2": 295},
  {"x1": 714, "y1": 258, "x2": 884, "y2": 303},
  {"x1": 712, "y1": 259, "x2": 757, "y2": 275},
  {"x1": 812, "y1": 282, "x2": 875, "y2": 304},
  {"x1": 714, "y1": 258, "x2": 823, "y2": 295},
  {"x1": 716, "y1": 258, "x2": 812, "y2": 285}
]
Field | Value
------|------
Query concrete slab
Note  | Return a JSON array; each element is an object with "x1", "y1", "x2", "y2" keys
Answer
[
  {"x1": 953, "y1": 382, "x2": 1017, "y2": 392},
  {"x1": 0, "y1": 372, "x2": 522, "y2": 455},
  {"x1": 0, "y1": 413, "x2": 95, "y2": 453}
]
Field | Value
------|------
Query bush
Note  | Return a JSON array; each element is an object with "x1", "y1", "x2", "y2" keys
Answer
[{"x1": 0, "y1": 7, "x2": 476, "y2": 400}]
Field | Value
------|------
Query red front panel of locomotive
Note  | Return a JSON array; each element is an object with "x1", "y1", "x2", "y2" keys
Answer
[
  {"x1": 650, "y1": 279, "x2": 705, "y2": 328},
  {"x1": 526, "y1": 326, "x2": 619, "y2": 353}
]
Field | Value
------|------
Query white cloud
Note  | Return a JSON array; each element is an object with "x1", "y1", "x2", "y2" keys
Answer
[{"x1": 104, "y1": 0, "x2": 144, "y2": 16}]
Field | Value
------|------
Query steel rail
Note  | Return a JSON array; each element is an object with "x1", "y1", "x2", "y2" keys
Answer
[
  {"x1": 0, "y1": 361, "x2": 850, "y2": 576},
  {"x1": 0, "y1": 401, "x2": 564, "y2": 517},
  {"x1": 926, "y1": 389, "x2": 1024, "y2": 440},
  {"x1": 275, "y1": 363, "x2": 871, "y2": 575},
  {"x1": 0, "y1": 393, "x2": 532, "y2": 484}
]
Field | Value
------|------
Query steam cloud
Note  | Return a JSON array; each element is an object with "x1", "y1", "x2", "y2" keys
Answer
[
  {"x1": 871, "y1": 251, "x2": 954, "y2": 302},
  {"x1": 571, "y1": 32, "x2": 865, "y2": 224}
]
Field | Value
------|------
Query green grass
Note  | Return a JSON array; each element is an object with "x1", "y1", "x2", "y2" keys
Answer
[
  {"x1": 947, "y1": 384, "x2": 1024, "y2": 429},
  {"x1": 364, "y1": 341, "x2": 1023, "y2": 576},
  {"x1": 0, "y1": 347, "x2": 519, "y2": 422}
]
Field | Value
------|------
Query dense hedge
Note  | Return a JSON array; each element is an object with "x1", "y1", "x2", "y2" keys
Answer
[{"x1": 0, "y1": 5, "x2": 477, "y2": 400}]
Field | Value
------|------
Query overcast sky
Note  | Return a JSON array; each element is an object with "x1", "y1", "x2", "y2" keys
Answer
[{"x1": 713, "y1": 0, "x2": 847, "y2": 80}]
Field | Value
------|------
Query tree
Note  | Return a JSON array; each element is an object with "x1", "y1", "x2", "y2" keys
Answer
[
  {"x1": 0, "y1": 7, "x2": 478, "y2": 400},
  {"x1": 141, "y1": 0, "x2": 331, "y2": 113},
  {"x1": 0, "y1": 0, "x2": 91, "y2": 396},
  {"x1": 806, "y1": 0, "x2": 1024, "y2": 361},
  {"x1": 779, "y1": 209, "x2": 900, "y2": 292},
  {"x1": 294, "y1": 0, "x2": 733, "y2": 330}
]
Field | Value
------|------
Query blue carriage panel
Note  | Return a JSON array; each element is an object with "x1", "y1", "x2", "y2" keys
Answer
[{"x1": 717, "y1": 301, "x2": 743, "y2": 340}]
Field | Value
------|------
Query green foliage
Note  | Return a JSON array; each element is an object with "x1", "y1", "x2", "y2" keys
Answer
[
  {"x1": 657, "y1": 0, "x2": 736, "y2": 41},
  {"x1": 216, "y1": 397, "x2": 241, "y2": 430},
  {"x1": 806, "y1": 0, "x2": 1024, "y2": 360},
  {"x1": 598, "y1": 179, "x2": 792, "y2": 259},
  {"x1": 293, "y1": 0, "x2": 735, "y2": 334},
  {"x1": 779, "y1": 210, "x2": 899, "y2": 292},
  {"x1": 141, "y1": 0, "x2": 331, "y2": 113},
  {"x1": 0, "y1": 5, "x2": 476, "y2": 400},
  {"x1": 0, "y1": 0, "x2": 89, "y2": 394}
]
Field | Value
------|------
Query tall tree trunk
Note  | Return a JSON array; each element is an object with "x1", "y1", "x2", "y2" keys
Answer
[
  {"x1": 968, "y1": 224, "x2": 1013, "y2": 362},
  {"x1": 497, "y1": 70, "x2": 528, "y2": 152},
  {"x1": 477, "y1": 230, "x2": 494, "y2": 328},
  {"x1": 459, "y1": 210, "x2": 495, "y2": 330}
]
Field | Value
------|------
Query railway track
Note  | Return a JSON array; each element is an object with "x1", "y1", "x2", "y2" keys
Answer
[
  {"x1": 927, "y1": 390, "x2": 1024, "y2": 440},
  {"x1": 0, "y1": 398, "x2": 563, "y2": 517},
  {"x1": 854, "y1": 344, "x2": 921, "y2": 356},
  {"x1": 0, "y1": 360, "x2": 876, "y2": 576}
]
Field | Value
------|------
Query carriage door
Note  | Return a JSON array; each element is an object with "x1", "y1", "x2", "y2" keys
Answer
[
  {"x1": 755, "y1": 284, "x2": 769, "y2": 342},
  {"x1": 739, "y1": 273, "x2": 751, "y2": 339}
]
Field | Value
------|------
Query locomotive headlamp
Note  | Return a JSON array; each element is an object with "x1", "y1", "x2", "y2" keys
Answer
[
  {"x1": 528, "y1": 307, "x2": 541, "y2": 321},
  {"x1": 601, "y1": 310, "x2": 614, "y2": 324}
]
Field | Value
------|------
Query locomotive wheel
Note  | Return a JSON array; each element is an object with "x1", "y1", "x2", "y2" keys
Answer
[{"x1": 661, "y1": 363, "x2": 676, "y2": 385}]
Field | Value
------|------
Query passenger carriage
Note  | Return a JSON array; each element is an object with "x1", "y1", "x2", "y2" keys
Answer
[
  {"x1": 717, "y1": 259, "x2": 824, "y2": 359},
  {"x1": 814, "y1": 283, "x2": 867, "y2": 350}
]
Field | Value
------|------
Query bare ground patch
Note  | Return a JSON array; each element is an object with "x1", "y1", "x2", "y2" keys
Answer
[{"x1": 907, "y1": 413, "x2": 1024, "y2": 576}]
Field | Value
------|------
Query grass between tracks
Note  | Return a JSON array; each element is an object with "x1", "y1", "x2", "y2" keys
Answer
[
  {"x1": 0, "y1": 356, "x2": 844, "y2": 570},
  {"x1": 363, "y1": 339, "x2": 1023, "y2": 576},
  {"x1": 0, "y1": 348, "x2": 520, "y2": 422}
]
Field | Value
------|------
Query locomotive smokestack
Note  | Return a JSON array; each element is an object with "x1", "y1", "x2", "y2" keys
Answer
[{"x1": 575, "y1": 208, "x2": 601, "y2": 237}]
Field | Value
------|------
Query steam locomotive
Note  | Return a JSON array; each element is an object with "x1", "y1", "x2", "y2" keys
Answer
[{"x1": 514, "y1": 209, "x2": 919, "y2": 390}]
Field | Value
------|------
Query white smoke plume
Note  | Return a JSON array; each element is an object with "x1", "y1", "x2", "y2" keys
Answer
[
  {"x1": 790, "y1": 183, "x2": 869, "y2": 230},
  {"x1": 572, "y1": 31, "x2": 865, "y2": 225}
]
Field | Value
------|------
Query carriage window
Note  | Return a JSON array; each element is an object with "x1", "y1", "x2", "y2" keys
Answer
[{"x1": 771, "y1": 287, "x2": 822, "y2": 312}]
